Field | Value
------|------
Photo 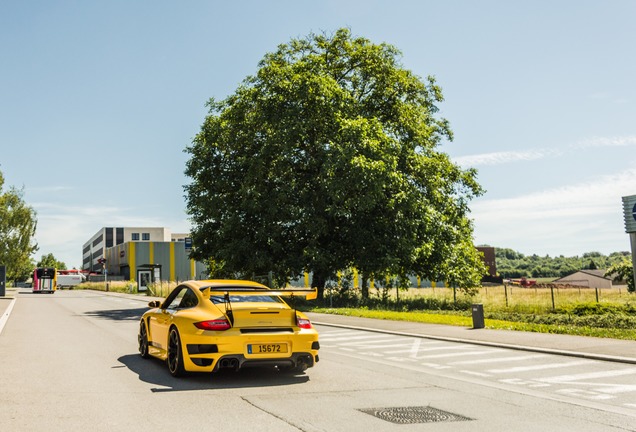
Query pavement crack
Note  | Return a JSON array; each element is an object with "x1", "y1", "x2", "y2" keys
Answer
[{"x1": 241, "y1": 396, "x2": 309, "y2": 432}]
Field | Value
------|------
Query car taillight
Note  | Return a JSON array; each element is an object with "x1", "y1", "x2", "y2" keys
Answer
[
  {"x1": 296, "y1": 316, "x2": 312, "y2": 329},
  {"x1": 194, "y1": 319, "x2": 231, "y2": 331}
]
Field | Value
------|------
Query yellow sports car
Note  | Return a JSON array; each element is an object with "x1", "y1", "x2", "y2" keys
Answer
[{"x1": 138, "y1": 279, "x2": 320, "y2": 377}]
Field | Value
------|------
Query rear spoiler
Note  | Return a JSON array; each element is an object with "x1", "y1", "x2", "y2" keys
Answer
[{"x1": 201, "y1": 287, "x2": 318, "y2": 300}]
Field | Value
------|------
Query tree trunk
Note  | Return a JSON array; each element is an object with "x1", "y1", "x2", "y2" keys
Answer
[
  {"x1": 361, "y1": 274, "x2": 369, "y2": 299},
  {"x1": 312, "y1": 271, "x2": 327, "y2": 301}
]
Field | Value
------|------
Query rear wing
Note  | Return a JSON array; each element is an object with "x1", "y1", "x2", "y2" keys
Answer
[{"x1": 201, "y1": 287, "x2": 317, "y2": 300}]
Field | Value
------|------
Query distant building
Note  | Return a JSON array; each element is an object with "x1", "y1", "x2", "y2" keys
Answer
[
  {"x1": 553, "y1": 269, "x2": 612, "y2": 289},
  {"x1": 82, "y1": 227, "x2": 206, "y2": 284}
]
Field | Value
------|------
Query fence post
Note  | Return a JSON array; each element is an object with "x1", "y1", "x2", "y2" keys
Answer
[
  {"x1": 550, "y1": 285, "x2": 555, "y2": 311},
  {"x1": 595, "y1": 287, "x2": 599, "y2": 303},
  {"x1": 504, "y1": 283, "x2": 508, "y2": 307}
]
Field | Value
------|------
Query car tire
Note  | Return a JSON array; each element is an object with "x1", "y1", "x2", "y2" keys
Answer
[
  {"x1": 138, "y1": 321, "x2": 150, "y2": 359},
  {"x1": 167, "y1": 327, "x2": 186, "y2": 377}
]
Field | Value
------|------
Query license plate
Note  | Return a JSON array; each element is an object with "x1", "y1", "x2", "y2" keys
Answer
[{"x1": 247, "y1": 343, "x2": 287, "y2": 354}]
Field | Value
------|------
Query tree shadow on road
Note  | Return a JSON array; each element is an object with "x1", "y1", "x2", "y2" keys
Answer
[
  {"x1": 83, "y1": 308, "x2": 148, "y2": 321},
  {"x1": 118, "y1": 353, "x2": 310, "y2": 392}
]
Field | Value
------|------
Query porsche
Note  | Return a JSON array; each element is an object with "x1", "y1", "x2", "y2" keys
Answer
[{"x1": 138, "y1": 279, "x2": 320, "y2": 377}]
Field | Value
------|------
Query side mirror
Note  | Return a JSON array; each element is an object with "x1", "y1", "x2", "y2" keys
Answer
[{"x1": 148, "y1": 300, "x2": 161, "y2": 308}]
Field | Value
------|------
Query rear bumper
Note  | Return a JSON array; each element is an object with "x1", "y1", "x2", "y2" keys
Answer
[
  {"x1": 203, "y1": 351, "x2": 318, "y2": 371},
  {"x1": 181, "y1": 330, "x2": 319, "y2": 373}
]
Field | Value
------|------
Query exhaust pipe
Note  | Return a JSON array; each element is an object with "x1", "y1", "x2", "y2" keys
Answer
[{"x1": 219, "y1": 358, "x2": 240, "y2": 370}]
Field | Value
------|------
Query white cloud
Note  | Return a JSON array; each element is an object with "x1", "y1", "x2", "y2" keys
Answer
[
  {"x1": 470, "y1": 168, "x2": 636, "y2": 256},
  {"x1": 454, "y1": 149, "x2": 562, "y2": 167},
  {"x1": 454, "y1": 135, "x2": 636, "y2": 168},
  {"x1": 573, "y1": 135, "x2": 636, "y2": 149}
]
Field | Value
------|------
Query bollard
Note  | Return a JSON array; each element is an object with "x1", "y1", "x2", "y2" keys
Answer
[
  {"x1": 0, "y1": 266, "x2": 5, "y2": 297},
  {"x1": 471, "y1": 303, "x2": 485, "y2": 329}
]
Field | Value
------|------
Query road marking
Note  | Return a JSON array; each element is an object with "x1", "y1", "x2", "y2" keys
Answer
[
  {"x1": 556, "y1": 388, "x2": 614, "y2": 401},
  {"x1": 460, "y1": 370, "x2": 492, "y2": 377},
  {"x1": 347, "y1": 339, "x2": 406, "y2": 347},
  {"x1": 0, "y1": 298, "x2": 17, "y2": 335},
  {"x1": 421, "y1": 363, "x2": 452, "y2": 369},
  {"x1": 488, "y1": 360, "x2": 589, "y2": 374},
  {"x1": 538, "y1": 368, "x2": 636, "y2": 384},
  {"x1": 321, "y1": 334, "x2": 393, "y2": 342},
  {"x1": 450, "y1": 354, "x2": 548, "y2": 365},
  {"x1": 416, "y1": 350, "x2": 495, "y2": 360},
  {"x1": 500, "y1": 378, "x2": 551, "y2": 387}
]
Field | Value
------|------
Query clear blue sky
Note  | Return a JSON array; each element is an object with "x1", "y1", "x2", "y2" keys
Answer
[{"x1": 1, "y1": 0, "x2": 635, "y2": 268}]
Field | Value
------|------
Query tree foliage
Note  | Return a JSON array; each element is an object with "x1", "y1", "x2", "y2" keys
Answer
[
  {"x1": 604, "y1": 258, "x2": 635, "y2": 293},
  {"x1": 492, "y1": 247, "x2": 631, "y2": 279},
  {"x1": 36, "y1": 253, "x2": 67, "y2": 271},
  {"x1": 185, "y1": 29, "x2": 485, "y2": 295},
  {"x1": 0, "y1": 170, "x2": 38, "y2": 281}
]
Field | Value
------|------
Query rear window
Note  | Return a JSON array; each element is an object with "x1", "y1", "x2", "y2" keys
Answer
[
  {"x1": 209, "y1": 295, "x2": 282, "y2": 304},
  {"x1": 199, "y1": 286, "x2": 284, "y2": 304}
]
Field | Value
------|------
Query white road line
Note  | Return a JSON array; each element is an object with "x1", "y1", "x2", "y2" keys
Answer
[
  {"x1": 420, "y1": 363, "x2": 452, "y2": 369},
  {"x1": 451, "y1": 354, "x2": 548, "y2": 365},
  {"x1": 500, "y1": 378, "x2": 551, "y2": 387},
  {"x1": 415, "y1": 350, "x2": 496, "y2": 360},
  {"x1": 351, "y1": 342, "x2": 417, "y2": 349},
  {"x1": 346, "y1": 338, "x2": 404, "y2": 346},
  {"x1": 320, "y1": 334, "x2": 392, "y2": 342},
  {"x1": 538, "y1": 368, "x2": 636, "y2": 384},
  {"x1": 488, "y1": 360, "x2": 590, "y2": 374},
  {"x1": 460, "y1": 370, "x2": 492, "y2": 377},
  {"x1": 408, "y1": 338, "x2": 421, "y2": 358},
  {"x1": 556, "y1": 388, "x2": 614, "y2": 401},
  {"x1": 319, "y1": 331, "x2": 359, "y2": 337},
  {"x1": 0, "y1": 298, "x2": 17, "y2": 335}
]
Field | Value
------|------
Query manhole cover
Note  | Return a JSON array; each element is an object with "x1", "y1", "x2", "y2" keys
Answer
[{"x1": 358, "y1": 406, "x2": 472, "y2": 424}]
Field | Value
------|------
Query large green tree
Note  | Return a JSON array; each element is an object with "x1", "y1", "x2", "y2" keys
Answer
[
  {"x1": 185, "y1": 28, "x2": 485, "y2": 296},
  {"x1": 0, "y1": 170, "x2": 38, "y2": 281}
]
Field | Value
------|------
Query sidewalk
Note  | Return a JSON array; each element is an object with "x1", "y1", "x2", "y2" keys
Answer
[
  {"x1": 3, "y1": 289, "x2": 636, "y2": 364},
  {"x1": 306, "y1": 312, "x2": 636, "y2": 365}
]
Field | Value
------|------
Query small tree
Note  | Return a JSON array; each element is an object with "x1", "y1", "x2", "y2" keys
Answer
[
  {"x1": 0, "y1": 170, "x2": 38, "y2": 281},
  {"x1": 36, "y1": 253, "x2": 67, "y2": 271},
  {"x1": 605, "y1": 258, "x2": 635, "y2": 293}
]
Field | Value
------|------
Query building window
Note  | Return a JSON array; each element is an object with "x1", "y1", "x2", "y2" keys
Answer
[
  {"x1": 132, "y1": 233, "x2": 140, "y2": 241},
  {"x1": 116, "y1": 227, "x2": 124, "y2": 245},
  {"x1": 106, "y1": 227, "x2": 113, "y2": 248},
  {"x1": 142, "y1": 233, "x2": 150, "y2": 241}
]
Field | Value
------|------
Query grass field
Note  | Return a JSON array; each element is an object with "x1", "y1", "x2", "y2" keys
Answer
[{"x1": 78, "y1": 281, "x2": 636, "y2": 340}]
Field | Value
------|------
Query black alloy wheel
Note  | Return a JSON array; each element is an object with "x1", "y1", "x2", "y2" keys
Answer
[
  {"x1": 138, "y1": 321, "x2": 150, "y2": 359},
  {"x1": 167, "y1": 327, "x2": 186, "y2": 377}
]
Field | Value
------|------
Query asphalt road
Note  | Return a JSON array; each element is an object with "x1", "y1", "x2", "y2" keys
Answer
[{"x1": 1, "y1": 289, "x2": 635, "y2": 431}]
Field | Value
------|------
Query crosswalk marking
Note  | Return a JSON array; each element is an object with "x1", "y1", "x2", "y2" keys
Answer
[
  {"x1": 488, "y1": 360, "x2": 590, "y2": 374},
  {"x1": 538, "y1": 367, "x2": 636, "y2": 383},
  {"x1": 460, "y1": 370, "x2": 492, "y2": 377},
  {"x1": 316, "y1": 326, "x2": 636, "y2": 408},
  {"x1": 450, "y1": 354, "x2": 548, "y2": 365},
  {"x1": 416, "y1": 350, "x2": 495, "y2": 360},
  {"x1": 321, "y1": 334, "x2": 393, "y2": 342}
]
